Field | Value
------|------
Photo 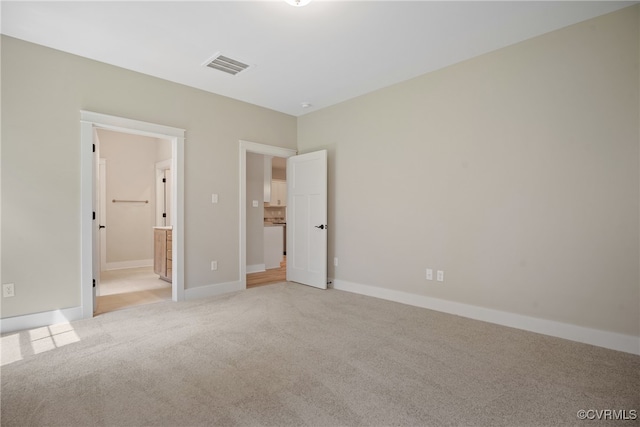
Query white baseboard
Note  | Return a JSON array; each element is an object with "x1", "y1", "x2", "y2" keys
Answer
[
  {"x1": 246, "y1": 264, "x2": 266, "y2": 274},
  {"x1": 105, "y1": 259, "x2": 154, "y2": 271},
  {"x1": 184, "y1": 280, "x2": 244, "y2": 301},
  {"x1": 331, "y1": 279, "x2": 640, "y2": 355},
  {"x1": 0, "y1": 306, "x2": 83, "y2": 334}
]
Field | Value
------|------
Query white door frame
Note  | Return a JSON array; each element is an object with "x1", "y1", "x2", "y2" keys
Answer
[
  {"x1": 81, "y1": 111, "x2": 186, "y2": 318},
  {"x1": 239, "y1": 140, "x2": 296, "y2": 288}
]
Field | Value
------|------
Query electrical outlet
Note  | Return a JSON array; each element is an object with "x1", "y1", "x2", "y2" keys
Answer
[
  {"x1": 426, "y1": 269, "x2": 433, "y2": 280},
  {"x1": 334, "y1": 257, "x2": 338, "y2": 267},
  {"x1": 437, "y1": 270, "x2": 444, "y2": 282},
  {"x1": 211, "y1": 261, "x2": 218, "y2": 271},
  {"x1": 252, "y1": 200, "x2": 259, "y2": 208},
  {"x1": 2, "y1": 283, "x2": 15, "y2": 298}
]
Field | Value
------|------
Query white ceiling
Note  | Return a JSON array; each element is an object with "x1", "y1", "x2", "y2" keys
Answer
[{"x1": 1, "y1": 1, "x2": 635, "y2": 116}]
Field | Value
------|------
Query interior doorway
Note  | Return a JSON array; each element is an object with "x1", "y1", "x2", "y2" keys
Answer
[
  {"x1": 246, "y1": 155, "x2": 287, "y2": 288},
  {"x1": 80, "y1": 111, "x2": 185, "y2": 320},
  {"x1": 239, "y1": 141, "x2": 328, "y2": 291},
  {"x1": 94, "y1": 128, "x2": 173, "y2": 314},
  {"x1": 239, "y1": 141, "x2": 296, "y2": 289}
]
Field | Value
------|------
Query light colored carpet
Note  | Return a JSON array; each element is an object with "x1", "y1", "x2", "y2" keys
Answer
[{"x1": 1, "y1": 283, "x2": 638, "y2": 426}]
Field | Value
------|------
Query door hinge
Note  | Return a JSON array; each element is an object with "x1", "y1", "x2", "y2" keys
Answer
[
  {"x1": 162, "y1": 213, "x2": 167, "y2": 218},
  {"x1": 162, "y1": 178, "x2": 166, "y2": 183},
  {"x1": 92, "y1": 144, "x2": 95, "y2": 153},
  {"x1": 93, "y1": 279, "x2": 96, "y2": 288},
  {"x1": 93, "y1": 211, "x2": 96, "y2": 220}
]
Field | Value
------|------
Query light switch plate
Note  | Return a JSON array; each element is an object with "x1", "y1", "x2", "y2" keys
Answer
[
  {"x1": 252, "y1": 200, "x2": 259, "y2": 208},
  {"x1": 212, "y1": 194, "x2": 219, "y2": 204}
]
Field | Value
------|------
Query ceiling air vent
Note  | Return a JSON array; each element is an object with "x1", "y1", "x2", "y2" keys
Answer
[{"x1": 204, "y1": 53, "x2": 250, "y2": 76}]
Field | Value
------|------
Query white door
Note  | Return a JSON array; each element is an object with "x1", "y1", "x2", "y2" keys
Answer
[
  {"x1": 92, "y1": 130, "x2": 101, "y2": 311},
  {"x1": 164, "y1": 169, "x2": 172, "y2": 226},
  {"x1": 99, "y1": 159, "x2": 107, "y2": 275},
  {"x1": 286, "y1": 150, "x2": 327, "y2": 289},
  {"x1": 155, "y1": 161, "x2": 171, "y2": 226}
]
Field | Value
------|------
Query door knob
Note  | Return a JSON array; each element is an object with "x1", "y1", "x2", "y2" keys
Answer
[
  {"x1": 314, "y1": 224, "x2": 327, "y2": 230},
  {"x1": 99, "y1": 225, "x2": 106, "y2": 229}
]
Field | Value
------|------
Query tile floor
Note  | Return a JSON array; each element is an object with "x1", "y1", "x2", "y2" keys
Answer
[
  {"x1": 99, "y1": 267, "x2": 170, "y2": 295},
  {"x1": 96, "y1": 267, "x2": 172, "y2": 315}
]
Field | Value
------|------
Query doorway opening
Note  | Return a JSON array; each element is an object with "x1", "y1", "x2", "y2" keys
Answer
[
  {"x1": 80, "y1": 111, "x2": 185, "y2": 320},
  {"x1": 94, "y1": 128, "x2": 173, "y2": 314},
  {"x1": 247, "y1": 155, "x2": 288, "y2": 288},
  {"x1": 239, "y1": 141, "x2": 296, "y2": 289}
]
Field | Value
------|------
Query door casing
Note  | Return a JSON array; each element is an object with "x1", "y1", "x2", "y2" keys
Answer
[{"x1": 81, "y1": 111, "x2": 185, "y2": 318}]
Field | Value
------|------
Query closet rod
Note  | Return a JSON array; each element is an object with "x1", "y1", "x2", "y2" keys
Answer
[{"x1": 112, "y1": 199, "x2": 149, "y2": 203}]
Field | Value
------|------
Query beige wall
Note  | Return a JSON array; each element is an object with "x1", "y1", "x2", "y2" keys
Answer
[
  {"x1": 156, "y1": 138, "x2": 171, "y2": 163},
  {"x1": 98, "y1": 129, "x2": 158, "y2": 265},
  {"x1": 272, "y1": 165, "x2": 286, "y2": 181},
  {"x1": 246, "y1": 152, "x2": 264, "y2": 268},
  {"x1": 298, "y1": 6, "x2": 640, "y2": 336},
  {"x1": 1, "y1": 7, "x2": 638, "y2": 340},
  {"x1": 1, "y1": 36, "x2": 296, "y2": 318}
]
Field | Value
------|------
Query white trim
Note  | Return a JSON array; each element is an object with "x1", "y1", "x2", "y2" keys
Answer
[
  {"x1": 81, "y1": 111, "x2": 186, "y2": 320},
  {"x1": 105, "y1": 259, "x2": 154, "y2": 271},
  {"x1": 80, "y1": 111, "x2": 184, "y2": 139},
  {"x1": 331, "y1": 279, "x2": 640, "y2": 355},
  {"x1": 239, "y1": 140, "x2": 296, "y2": 290},
  {"x1": 246, "y1": 264, "x2": 266, "y2": 274},
  {"x1": 81, "y1": 120, "x2": 94, "y2": 318},
  {"x1": 0, "y1": 307, "x2": 83, "y2": 334},
  {"x1": 240, "y1": 140, "x2": 297, "y2": 159},
  {"x1": 172, "y1": 131, "x2": 185, "y2": 302},
  {"x1": 184, "y1": 281, "x2": 244, "y2": 300}
]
